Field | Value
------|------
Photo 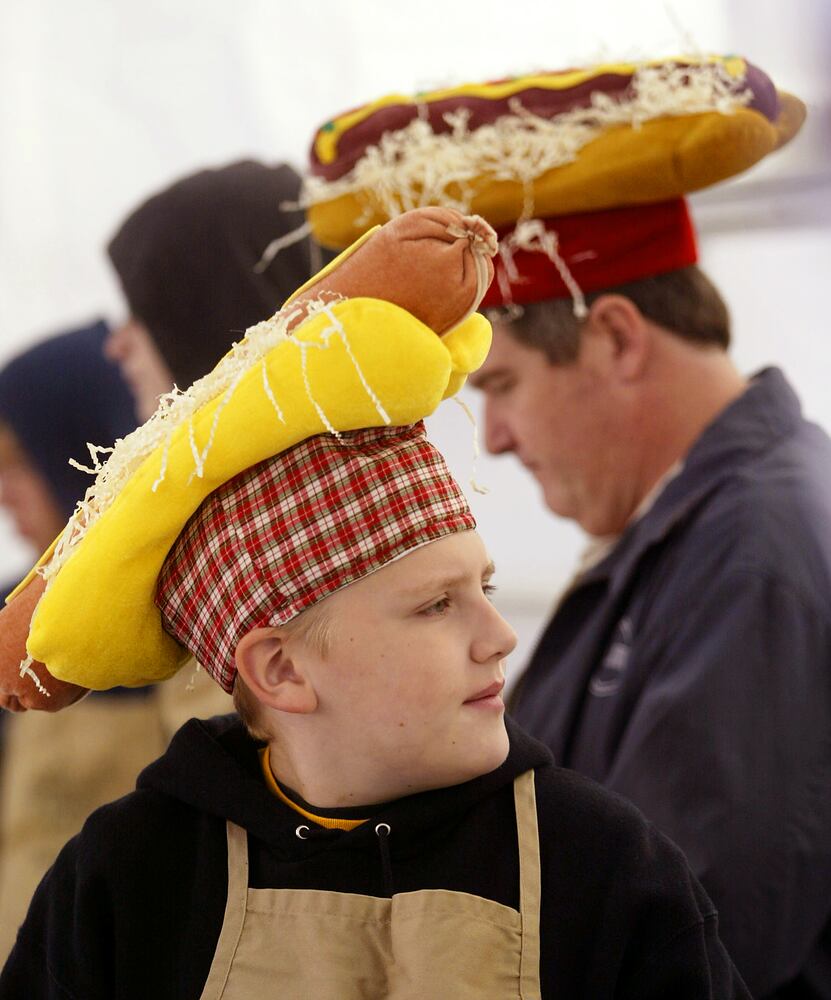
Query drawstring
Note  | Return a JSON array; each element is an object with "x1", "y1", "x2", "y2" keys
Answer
[
  {"x1": 375, "y1": 823, "x2": 394, "y2": 897},
  {"x1": 293, "y1": 821, "x2": 395, "y2": 897}
]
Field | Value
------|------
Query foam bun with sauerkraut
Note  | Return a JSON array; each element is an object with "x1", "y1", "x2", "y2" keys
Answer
[{"x1": 304, "y1": 55, "x2": 805, "y2": 250}]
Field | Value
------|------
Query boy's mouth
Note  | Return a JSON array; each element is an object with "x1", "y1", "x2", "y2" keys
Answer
[{"x1": 464, "y1": 679, "x2": 505, "y2": 708}]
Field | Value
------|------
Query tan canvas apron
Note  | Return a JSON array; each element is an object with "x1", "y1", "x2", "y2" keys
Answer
[{"x1": 199, "y1": 770, "x2": 542, "y2": 999}]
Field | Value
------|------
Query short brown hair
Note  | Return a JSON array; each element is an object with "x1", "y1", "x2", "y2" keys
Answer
[
  {"x1": 492, "y1": 265, "x2": 731, "y2": 364},
  {"x1": 232, "y1": 602, "x2": 334, "y2": 742}
]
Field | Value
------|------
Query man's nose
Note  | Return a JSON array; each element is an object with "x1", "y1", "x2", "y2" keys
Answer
[{"x1": 483, "y1": 403, "x2": 514, "y2": 456}]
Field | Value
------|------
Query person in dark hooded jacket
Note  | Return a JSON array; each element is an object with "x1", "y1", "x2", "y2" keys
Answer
[
  {"x1": 104, "y1": 159, "x2": 316, "y2": 418},
  {"x1": 98, "y1": 158, "x2": 323, "y2": 769},
  {"x1": 0, "y1": 160, "x2": 319, "y2": 718},
  {"x1": 0, "y1": 321, "x2": 161, "y2": 959},
  {"x1": 0, "y1": 321, "x2": 136, "y2": 543}
]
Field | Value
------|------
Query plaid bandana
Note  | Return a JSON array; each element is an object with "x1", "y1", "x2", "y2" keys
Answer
[{"x1": 156, "y1": 422, "x2": 475, "y2": 692}]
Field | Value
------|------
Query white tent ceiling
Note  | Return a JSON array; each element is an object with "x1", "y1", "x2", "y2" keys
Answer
[{"x1": 0, "y1": 0, "x2": 828, "y2": 672}]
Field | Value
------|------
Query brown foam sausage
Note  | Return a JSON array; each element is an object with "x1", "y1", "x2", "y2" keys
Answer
[
  {"x1": 0, "y1": 575, "x2": 88, "y2": 711},
  {"x1": 288, "y1": 206, "x2": 496, "y2": 335}
]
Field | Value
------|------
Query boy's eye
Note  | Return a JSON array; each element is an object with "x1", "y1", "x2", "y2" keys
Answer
[
  {"x1": 421, "y1": 596, "x2": 451, "y2": 616},
  {"x1": 483, "y1": 583, "x2": 497, "y2": 600}
]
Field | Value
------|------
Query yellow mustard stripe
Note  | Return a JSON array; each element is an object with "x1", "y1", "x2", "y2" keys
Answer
[
  {"x1": 259, "y1": 747, "x2": 366, "y2": 831},
  {"x1": 314, "y1": 55, "x2": 747, "y2": 165}
]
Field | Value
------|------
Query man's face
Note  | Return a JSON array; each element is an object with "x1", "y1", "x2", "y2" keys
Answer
[
  {"x1": 470, "y1": 320, "x2": 630, "y2": 536},
  {"x1": 293, "y1": 531, "x2": 516, "y2": 797},
  {"x1": 104, "y1": 318, "x2": 173, "y2": 422}
]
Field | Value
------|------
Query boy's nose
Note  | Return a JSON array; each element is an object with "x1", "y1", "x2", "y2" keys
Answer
[{"x1": 472, "y1": 600, "x2": 517, "y2": 665}]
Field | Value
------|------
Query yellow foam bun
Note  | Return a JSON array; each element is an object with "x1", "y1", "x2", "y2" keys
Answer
[
  {"x1": 308, "y1": 95, "x2": 805, "y2": 250},
  {"x1": 312, "y1": 56, "x2": 751, "y2": 167},
  {"x1": 27, "y1": 301, "x2": 491, "y2": 689}
]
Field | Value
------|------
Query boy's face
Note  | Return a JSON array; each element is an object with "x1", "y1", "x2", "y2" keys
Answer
[{"x1": 291, "y1": 530, "x2": 517, "y2": 798}]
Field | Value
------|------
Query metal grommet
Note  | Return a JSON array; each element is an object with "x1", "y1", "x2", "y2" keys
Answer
[
  {"x1": 375, "y1": 823, "x2": 391, "y2": 836},
  {"x1": 295, "y1": 825, "x2": 310, "y2": 840}
]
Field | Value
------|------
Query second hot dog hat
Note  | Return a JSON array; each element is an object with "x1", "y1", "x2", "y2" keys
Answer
[{"x1": 302, "y1": 55, "x2": 805, "y2": 307}]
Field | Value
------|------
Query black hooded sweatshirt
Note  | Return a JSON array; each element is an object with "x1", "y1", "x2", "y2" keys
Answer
[
  {"x1": 107, "y1": 160, "x2": 316, "y2": 388},
  {"x1": 0, "y1": 716, "x2": 749, "y2": 999}
]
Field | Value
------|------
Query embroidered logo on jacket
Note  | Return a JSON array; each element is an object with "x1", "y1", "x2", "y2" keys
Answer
[{"x1": 589, "y1": 618, "x2": 633, "y2": 697}]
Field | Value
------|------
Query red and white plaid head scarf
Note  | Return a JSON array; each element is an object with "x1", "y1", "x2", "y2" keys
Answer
[{"x1": 156, "y1": 422, "x2": 474, "y2": 692}]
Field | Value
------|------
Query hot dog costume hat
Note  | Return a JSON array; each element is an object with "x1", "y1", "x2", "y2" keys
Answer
[
  {"x1": 302, "y1": 55, "x2": 805, "y2": 308},
  {"x1": 0, "y1": 207, "x2": 497, "y2": 702}
]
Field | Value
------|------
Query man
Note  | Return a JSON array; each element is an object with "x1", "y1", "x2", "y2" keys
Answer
[
  {"x1": 297, "y1": 59, "x2": 827, "y2": 994},
  {"x1": 469, "y1": 159, "x2": 831, "y2": 1000}
]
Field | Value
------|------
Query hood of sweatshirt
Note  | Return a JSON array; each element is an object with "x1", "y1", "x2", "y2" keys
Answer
[
  {"x1": 0, "y1": 320, "x2": 137, "y2": 518},
  {"x1": 137, "y1": 713, "x2": 551, "y2": 863},
  {"x1": 107, "y1": 160, "x2": 315, "y2": 388}
]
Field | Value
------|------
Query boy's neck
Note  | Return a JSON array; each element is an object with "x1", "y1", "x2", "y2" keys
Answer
[
  {"x1": 268, "y1": 743, "x2": 401, "y2": 809},
  {"x1": 266, "y1": 740, "x2": 456, "y2": 810},
  {"x1": 260, "y1": 748, "x2": 369, "y2": 828}
]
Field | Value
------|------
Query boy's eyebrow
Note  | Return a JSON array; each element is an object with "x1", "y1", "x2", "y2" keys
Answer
[{"x1": 402, "y1": 560, "x2": 496, "y2": 599}]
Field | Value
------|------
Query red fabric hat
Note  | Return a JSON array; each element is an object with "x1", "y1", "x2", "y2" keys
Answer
[
  {"x1": 156, "y1": 422, "x2": 474, "y2": 692},
  {"x1": 481, "y1": 197, "x2": 698, "y2": 309}
]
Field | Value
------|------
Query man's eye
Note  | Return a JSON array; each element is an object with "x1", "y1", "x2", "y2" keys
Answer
[{"x1": 488, "y1": 379, "x2": 516, "y2": 397}]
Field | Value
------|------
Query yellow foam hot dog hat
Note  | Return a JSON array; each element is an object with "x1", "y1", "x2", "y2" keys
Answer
[
  {"x1": 304, "y1": 55, "x2": 805, "y2": 251},
  {"x1": 0, "y1": 208, "x2": 496, "y2": 702}
]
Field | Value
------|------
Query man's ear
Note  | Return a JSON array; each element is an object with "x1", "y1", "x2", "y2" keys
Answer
[
  {"x1": 585, "y1": 294, "x2": 651, "y2": 381},
  {"x1": 234, "y1": 628, "x2": 318, "y2": 715}
]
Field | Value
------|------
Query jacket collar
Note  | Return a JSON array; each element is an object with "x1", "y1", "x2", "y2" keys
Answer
[{"x1": 578, "y1": 368, "x2": 802, "y2": 596}]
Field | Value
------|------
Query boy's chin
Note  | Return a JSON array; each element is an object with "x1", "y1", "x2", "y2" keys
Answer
[{"x1": 452, "y1": 720, "x2": 511, "y2": 784}]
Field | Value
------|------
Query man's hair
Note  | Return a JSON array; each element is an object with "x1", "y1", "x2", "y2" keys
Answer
[
  {"x1": 232, "y1": 601, "x2": 334, "y2": 742},
  {"x1": 494, "y1": 265, "x2": 731, "y2": 364}
]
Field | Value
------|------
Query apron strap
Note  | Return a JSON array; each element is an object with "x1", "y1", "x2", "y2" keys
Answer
[
  {"x1": 198, "y1": 821, "x2": 250, "y2": 1000},
  {"x1": 514, "y1": 770, "x2": 542, "y2": 999}
]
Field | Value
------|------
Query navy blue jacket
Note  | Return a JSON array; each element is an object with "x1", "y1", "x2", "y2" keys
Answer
[{"x1": 512, "y1": 368, "x2": 831, "y2": 998}]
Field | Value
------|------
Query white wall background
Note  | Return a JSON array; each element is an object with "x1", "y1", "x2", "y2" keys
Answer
[{"x1": 1, "y1": 0, "x2": 829, "y2": 679}]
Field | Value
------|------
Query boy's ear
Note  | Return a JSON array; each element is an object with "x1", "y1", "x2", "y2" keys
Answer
[
  {"x1": 234, "y1": 628, "x2": 318, "y2": 715},
  {"x1": 585, "y1": 294, "x2": 651, "y2": 382}
]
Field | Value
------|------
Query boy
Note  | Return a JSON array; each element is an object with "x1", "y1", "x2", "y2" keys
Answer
[{"x1": 0, "y1": 210, "x2": 748, "y2": 998}]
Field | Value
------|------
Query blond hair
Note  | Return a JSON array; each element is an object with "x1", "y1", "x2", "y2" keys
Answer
[{"x1": 232, "y1": 601, "x2": 334, "y2": 741}]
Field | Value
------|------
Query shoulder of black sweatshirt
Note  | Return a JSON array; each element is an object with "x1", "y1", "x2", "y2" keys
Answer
[{"x1": 0, "y1": 714, "x2": 748, "y2": 1000}]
